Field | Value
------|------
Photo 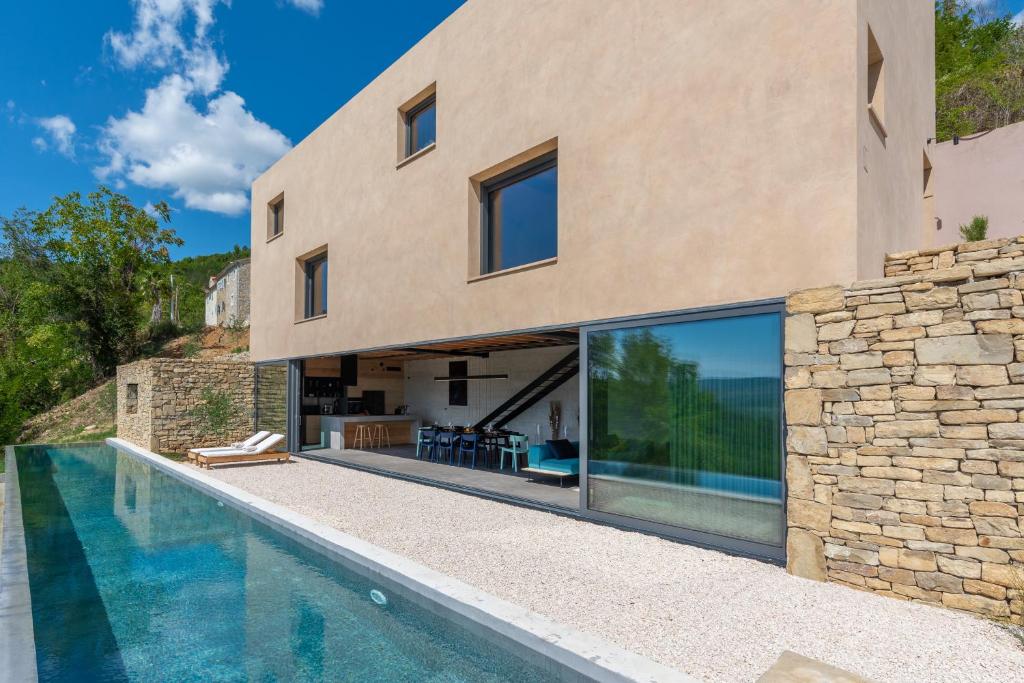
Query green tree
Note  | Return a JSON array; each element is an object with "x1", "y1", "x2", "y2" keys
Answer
[
  {"x1": 30, "y1": 187, "x2": 182, "y2": 375},
  {"x1": 936, "y1": 1, "x2": 1024, "y2": 140}
]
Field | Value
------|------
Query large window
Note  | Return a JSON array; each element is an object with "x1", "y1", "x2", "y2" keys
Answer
[
  {"x1": 586, "y1": 311, "x2": 783, "y2": 548},
  {"x1": 303, "y1": 253, "x2": 328, "y2": 318},
  {"x1": 481, "y1": 152, "x2": 557, "y2": 274},
  {"x1": 405, "y1": 95, "x2": 436, "y2": 157}
]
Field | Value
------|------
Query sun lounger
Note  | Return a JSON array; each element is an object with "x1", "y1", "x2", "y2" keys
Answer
[
  {"x1": 191, "y1": 433, "x2": 288, "y2": 469},
  {"x1": 187, "y1": 431, "x2": 271, "y2": 463}
]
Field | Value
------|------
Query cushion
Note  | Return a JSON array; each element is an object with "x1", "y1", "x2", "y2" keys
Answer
[
  {"x1": 546, "y1": 439, "x2": 578, "y2": 460},
  {"x1": 536, "y1": 457, "x2": 580, "y2": 475}
]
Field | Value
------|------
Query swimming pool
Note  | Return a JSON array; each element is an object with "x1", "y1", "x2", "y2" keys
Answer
[{"x1": 1, "y1": 442, "x2": 684, "y2": 682}]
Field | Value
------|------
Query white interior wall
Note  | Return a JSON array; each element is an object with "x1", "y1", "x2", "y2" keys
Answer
[{"x1": 403, "y1": 345, "x2": 580, "y2": 443}]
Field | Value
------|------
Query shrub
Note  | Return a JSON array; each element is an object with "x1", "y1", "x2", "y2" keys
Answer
[
  {"x1": 182, "y1": 338, "x2": 201, "y2": 358},
  {"x1": 959, "y1": 215, "x2": 989, "y2": 242},
  {"x1": 190, "y1": 387, "x2": 234, "y2": 437}
]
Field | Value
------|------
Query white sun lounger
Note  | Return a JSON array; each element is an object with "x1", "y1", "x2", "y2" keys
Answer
[
  {"x1": 187, "y1": 431, "x2": 271, "y2": 463},
  {"x1": 191, "y1": 434, "x2": 288, "y2": 469}
]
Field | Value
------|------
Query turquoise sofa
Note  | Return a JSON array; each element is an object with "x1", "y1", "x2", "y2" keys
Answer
[{"x1": 526, "y1": 441, "x2": 580, "y2": 477}]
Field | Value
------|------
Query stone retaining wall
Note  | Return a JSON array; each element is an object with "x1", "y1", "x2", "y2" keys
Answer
[
  {"x1": 116, "y1": 359, "x2": 255, "y2": 453},
  {"x1": 785, "y1": 241, "x2": 1024, "y2": 623},
  {"x1": 884, "y1": 236, "x2": 1024, "y2": 278}
]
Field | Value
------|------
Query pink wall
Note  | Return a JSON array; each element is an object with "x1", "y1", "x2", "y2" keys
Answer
[{"x1": 932, "y1": 120, "x2": 1024, "y2": 242}]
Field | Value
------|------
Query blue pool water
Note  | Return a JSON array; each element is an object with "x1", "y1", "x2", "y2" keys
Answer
[{"x1": 15, "y1": 444, "x2": 560, "y2": 682}]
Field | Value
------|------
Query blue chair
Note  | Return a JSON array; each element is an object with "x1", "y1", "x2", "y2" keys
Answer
[
  {"x1": 436, "y1": 431, "x2": 458, "y2": 465},
  {"x1": 457, "y1": 432, "x2": 483, "y2": 469},
  {"x1": 499, "y1": 435, "x2": 529, "y2": 472},
  {"x1": 416, "y1": 427, "x2": 436, "y2": 461}
]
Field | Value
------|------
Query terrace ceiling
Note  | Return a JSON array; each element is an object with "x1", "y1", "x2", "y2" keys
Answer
[{"x1": 358, "y1": 329, "x2": 579, "y2": 362}]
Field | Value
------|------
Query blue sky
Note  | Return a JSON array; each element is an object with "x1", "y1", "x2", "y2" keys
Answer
[{"x1": 0, "y1": 0, "x2": 464, "y2": 257}]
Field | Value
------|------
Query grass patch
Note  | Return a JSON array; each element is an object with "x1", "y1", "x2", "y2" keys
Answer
[{"x1": 159, "y1": 452, "x2": 187, "y2": 462}]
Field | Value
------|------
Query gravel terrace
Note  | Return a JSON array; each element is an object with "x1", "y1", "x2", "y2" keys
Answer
[{"x1": 206, "y1": 457, "x2": 1024, "y2": 682}]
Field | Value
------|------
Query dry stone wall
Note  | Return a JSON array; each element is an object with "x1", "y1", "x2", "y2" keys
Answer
[
  {"x1": 116, "y1": 359, "x2": 255, "y2": 453},
  {"x1": 785, "y1": 239, "x2": 1024, "y2": 623}
]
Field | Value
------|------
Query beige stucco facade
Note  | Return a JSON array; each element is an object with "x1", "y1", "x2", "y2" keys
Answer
[
  {"x1": 930, "y1": 120, "x2": 1024, "y2": 243},
  {"x1": 250, "y1": 0, "x2": 934, "y2": 362}
]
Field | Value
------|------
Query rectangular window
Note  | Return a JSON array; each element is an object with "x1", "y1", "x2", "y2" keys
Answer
[
  {"x1": 405, "y1": 95, "x2": 436, "y2": 157},
  {"x1": 587, "y1": 311, "x2": 783, "y2": 548},
  {"x1": 448, "y1": 360, "x2": 468, "y2": 407},
  {"x1": 268, "y1": 195, "x2": 284, "y2": 239},
  {"x1": 303, "y1": 253, "x2": 328, "y2": 318},
  {"x1": 481, "y1": 152, "x2": 557, "y2": 274},
  {"x1": 126, "y1": 383, "x2": 139, "y2": 415}
]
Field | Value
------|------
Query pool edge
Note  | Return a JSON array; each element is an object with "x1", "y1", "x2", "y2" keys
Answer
[
  {"x1": 0, "y1": 445, "x2": 40, "y2": 683},
  {"x1": 107, "y1": 438, "x2": 697, "y2": 683}
]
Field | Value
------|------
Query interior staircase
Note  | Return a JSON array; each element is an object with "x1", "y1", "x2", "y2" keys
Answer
[{"x1": 472, "y1": 348, "x2": 579, "y2": 431}]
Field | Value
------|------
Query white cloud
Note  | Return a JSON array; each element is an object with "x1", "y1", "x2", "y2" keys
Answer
[
  {"x1": 97, "y1": 0, "x2": 296, "y2": 215},
  {"x1": 287, "y1": 0, "x2": 324, "y2": 15},
  {"x1": 97, "y1": 75, "x2": 290, "y2": 215},
  {"x1": 1013, "y1": 9, "x2": 1024, "y2": 25},
  {"x1": 33, "y1": 115, "x2": 77, "y2": 158}
]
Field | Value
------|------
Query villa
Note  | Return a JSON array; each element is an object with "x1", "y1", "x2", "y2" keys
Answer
[
  {"x1": 247, "y1": 0, "x2": 934, "y2": 563},
  {"x1": 204, "y1": 258, "x2": 252, "y2": 327}
]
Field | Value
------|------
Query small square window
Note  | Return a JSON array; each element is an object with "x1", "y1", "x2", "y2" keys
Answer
[
  {"x1": 303, "y1": 252, "x2": 328, "y2": 318},
  {"x1": 268, "y1": 195, "x2": 284, "y2": 240},
  {"x1": 481, "y1": 151, "x2": 557, "y2": 274},
  {"x1": 405, "y1": 95, "x2": 436, "y2": 157}
]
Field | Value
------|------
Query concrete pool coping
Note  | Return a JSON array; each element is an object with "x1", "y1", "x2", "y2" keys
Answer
[
  {"x1": 0, "y1": 445, "x2": 39, "y2": 683},
  {"x1": 107, "y1": 438, "x2": 695, "y2": 683}
]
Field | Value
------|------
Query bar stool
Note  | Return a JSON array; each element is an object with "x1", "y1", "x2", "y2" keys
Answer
[
  {"x1": 352, "y1": 423, "x2": 372, "y2": 449},
  {"x1": 371, "y1": 423, "x2": 391, "y2": 448}
]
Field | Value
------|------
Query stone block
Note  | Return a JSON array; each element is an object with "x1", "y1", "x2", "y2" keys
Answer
[
  {"x1": 898, "y1": 549, "x2": 937, "y2": 571},
  {"x1": 925, "y1": 527, "x2": 979, "y2": 545},
  {"x1": 833, "y1": 492, "x2": 883, "y2": 510},
  {"x1": 847, "y1": 368, "x2": 892, "y2": 386},
  {"x1": 840, "y1": 352, "x2": 883, "y2": 370},
  {"x1": 956, "y1": 365, "x2": 1010, "y2": 387},
  {"x1": 874, "y1": 420, "x2": 939, "y2": 438},
  {"x1": 789, "y1": 286, "x2": 845, "y2": 314},
  {"x1": 862, "y1": 466, "x2": 922, "y2": 481},
  {"x1": 942, "y1": 592, "x2": 1011, "y2": 617},
  {"x1": 818, "y1": 320, "x2": 856, "y2": 342},
  {"x1": 895, "y1": 481, "x2": 945, "y2": 501},
  {"x1": 787, "y1": 455, "x2": 815, "y2": 500},
  {"x1": 915, "y1": 335, "x2": 1014, "y2": 366},
  {"x1": 905, "y1": 287, "x2": 958, "y2": 311},
  {"x1": 976, "y1": 319, "x2": 1024, "y2": 335},
  {"x1": 939, "y1": 409, "x2": 1017, "y2": 425},
  {"x1": 788, "y1": 498, "x2": 831, "y2": 533},
  {"x1": 838, "y1": 476, "x2": 895, "y2": 496},
  {"x1": 914, "y1": 366, "x2": 956, "y2": 386},
  {"x1": 785, "y1": 313, "x2": 818, "y2": 352},
  {"x1": 787, "y1": 426, "x2": 828, "y2": 455},
  {"x1": 917, "y1": 572, "x2": 964, "y2": 593},
  {"x1": 786, "y1": 529, "x2": 827, "y2": 581},
  {"x1": 857, "y1": 302, "x2": 906, "y2": 319},
  {"x1": 786, "y1": 389, "x2": 823, "y2": 426}
]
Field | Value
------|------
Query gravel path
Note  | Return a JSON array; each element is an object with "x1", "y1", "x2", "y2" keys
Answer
[{"x1": 207, "y1": 458, "x2": 1024, "y2": 682}]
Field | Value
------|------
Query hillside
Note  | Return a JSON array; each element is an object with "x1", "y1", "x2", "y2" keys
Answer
[{"x1": 16, "y1": 326, "x2": 250, "y2": 446}]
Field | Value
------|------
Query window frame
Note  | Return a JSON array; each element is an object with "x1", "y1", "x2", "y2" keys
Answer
[
  {"x1": 404, "y1": 94, "x2": 436, "y2": 158},
  {"x1": 268, "y1": 194, "x2": 285, "y2": 241},
  {"x1": 479, "y1": 151, "x2": 558, "y2": 275},
  {"x1": 303, "y1": 252, "x2": 328, "y2": 319}
]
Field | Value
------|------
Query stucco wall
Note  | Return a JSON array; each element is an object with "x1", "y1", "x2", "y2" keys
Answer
[
  {"x1": 784, "y1": 238, "x2": 1024, "y2": 624},
  {"x1": 116, "y1": 359, "x2": 256, "y2": 453},
  {"x1": 931, "y1": 121, "x2": 1024, "y2": 242},
  {"x1": 856, "y1": 0, "x2": 936, "y2": 277},
  {"x1": 249, "y1": 0, "x2": 931, "y2": 362}
]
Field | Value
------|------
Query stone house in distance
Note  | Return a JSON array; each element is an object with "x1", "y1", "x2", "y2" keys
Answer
[{"x1": 205, "y1": 258, "x2": 251, "y2": 327}]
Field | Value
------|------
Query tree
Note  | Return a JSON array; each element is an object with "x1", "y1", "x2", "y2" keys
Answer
[
  {"x1": 935, "y1": 1, "x2": 1024, "y2": 140},
  {"x1": 29, "y1": 187, "x2": 182, "y2": 375}
]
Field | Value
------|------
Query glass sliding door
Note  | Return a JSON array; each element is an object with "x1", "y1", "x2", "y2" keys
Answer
[{"x1": 585, "y1": 309, "x2": 784, "y2": 550}]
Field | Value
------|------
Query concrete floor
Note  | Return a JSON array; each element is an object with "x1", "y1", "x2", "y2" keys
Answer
[{"x1": 304, "y1": 444, "x2": 579, "y2": 509}]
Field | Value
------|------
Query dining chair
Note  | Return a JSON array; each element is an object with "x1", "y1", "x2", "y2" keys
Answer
[
  {"x1": 457, "y1": 432, "x2": 482, "y2": 469},
  {"x1": 499, "y1": 434, "x2": 529, "y2": 472},
  {"x1": 436, "y1": 430, "x2": 458, "y2": 465},
  {"x1": 416, "y1": 427, "x2": 435, "y2": 460}
]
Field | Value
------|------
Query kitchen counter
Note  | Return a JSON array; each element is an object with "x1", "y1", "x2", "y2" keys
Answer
[{"x1": 320, "y1": 415, "x2": 421, "y2": 449}]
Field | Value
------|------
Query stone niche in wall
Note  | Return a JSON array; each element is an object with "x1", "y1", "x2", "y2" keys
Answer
[{"x1": 784, "y1": 237, "x2": 1024, "y2": 624}]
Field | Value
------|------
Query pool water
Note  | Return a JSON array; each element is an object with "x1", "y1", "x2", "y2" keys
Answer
[{"x1": 15, "y1": 444, "x2": 560, "y2": 682}]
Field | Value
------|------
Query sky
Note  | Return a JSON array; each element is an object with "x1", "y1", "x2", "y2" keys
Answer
[
  {"x1": 2, "y1": 1, "x2": 1023, "y2": 260},
  {"x1": 0, "y1": 0, "x2": 464, "y2": 258}
]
